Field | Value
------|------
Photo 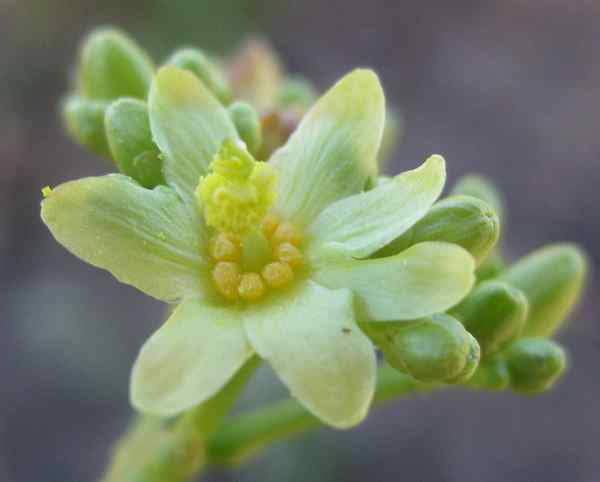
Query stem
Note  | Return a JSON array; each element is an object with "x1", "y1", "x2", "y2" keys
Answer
[
  {"x1": 206, "y1": 365, "x2": 437, "y2": 465},
  {"x1": 99, "y1": 357, "x2": 260, "y2": 482}
]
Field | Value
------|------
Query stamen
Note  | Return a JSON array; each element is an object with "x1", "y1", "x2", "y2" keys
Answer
[
  {"x1": 209, "y1": 232, "x2": 241, "y2": 262},
  {"x1": 261, "y1": 214, "x2": 280, "y2": 239},
  {"x1": 274, "y1": 242, "x2": 304, "y2": 269},
  {"x1": 262, "y1": 261, "x2": 294, "y2": 288},
  {"x1": 212, "y1": 261, "x2": 241, "y2": 301},
  {"x1": 272, "y1": 221, "x2": 303, "y2": 247},
  {"x1": 238, "y1": 272, "x2": 266, "y2": 301}
]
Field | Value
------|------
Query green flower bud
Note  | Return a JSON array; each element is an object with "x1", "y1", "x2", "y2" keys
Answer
[
  {"x1": 476, "y1": 252, "x2": 506, "y2": 282},
  {"x1": 467, "y1": 356, "x2": 510, "y2": 391},
  {"x1": 503, "y1": 338, "x2": 566, "y2": 394},
  {"x1": 228, "y1": 101, "x2": 262, "y2": 155},
  {"x1": 451, "y1": 174, "x2": 505, "y2": 223},
  {"x1": 377, "y1": 108, "x2": 404, "y2": 173},
  {"x1": 167, "y1": 48, "x2": 232, "y2": 105},
  {"x1": 78, "y1": 28, "x2": 154, "y2": 100},
  {"x1": 498, "y1": 244, "x2": 587, "y2": 337},
  {"x1": 376, "y1": 195, "x2": 500, "y2": 265},
  {"x1": 62, "y1": 96, "x2": 111, "y2": 157},
  {"x1": 277, "y1": 77, "x2": 317, "y2": 109},
  {"x1": 451, "y1": 280, "x2": 529, "y2": 356},
  {"x1": 105, "y1": 99, "x2": 164, "y2": 188},
  {"x1": 446, "y1": 333, "x2": 481, "y2": 383},
  {"x1": 365, "y1": 314, "x2": 481, "y2": 383}
]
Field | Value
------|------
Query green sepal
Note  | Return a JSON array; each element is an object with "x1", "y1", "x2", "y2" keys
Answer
[
  {"x1": 78, "y1": 27, "x2": 154, "y2": 100},
  {"x1": 277, "y1": 76, "x2": 317, "y2": 109},
  {"x1": 451, "y1": 280, "x2": 529, "y2": 356},
  {"x1": 498, "y1": 244, "x2": 587, "y2": 337},
  {"x1": 227, "y1": 101, "x2": 262, "y2": 155},
  {"x1": 503, "y1": 338, "x2": 566, "y2": 394},
  {"x1": 365, "y1": 314, "x2": 481, "y2": 384},
  {"x1": 105, "y1": 98, "x2": 165, "y2": 188},
  {"x1": 451, "y1": 174, "x2": 505, "y2": 223},
  {"x1": 376, "y1": 195, "x2": 500, "y2": 266},
  {"x1": 62, "y1": 95, "x2": 111, "y2": 157},
  {"x1": 167, "y1": 48, "x2": 232, "y2": 105},
  {"x1": 466, "y1": 356, "x2": 510, "y2": 391}
]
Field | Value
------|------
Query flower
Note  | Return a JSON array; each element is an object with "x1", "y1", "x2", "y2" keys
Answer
[{"x1": 41, "y1": 66, "x2": 476, "y2": 428}]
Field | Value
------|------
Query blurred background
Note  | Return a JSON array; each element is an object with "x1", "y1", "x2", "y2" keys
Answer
[{"x1": 2, "y1": 1, "x2": 599, "y2": 481}]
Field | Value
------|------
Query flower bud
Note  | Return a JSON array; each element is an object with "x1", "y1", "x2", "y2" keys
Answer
[
  {"x1": 451, "y1": 174, "x2": 505, "y2": 222},
  {"x1": 451, "y1": 280, "x2": 529, "y2": 356},
  {"x1": 104, "y1": 99, "x2": 164, "y2": 188},
  {"x1": 377, "y1": 108, "x2": 404, "y2": 173},
  {"x1": 503, "y1": 338, "x2": 566, "y2": 394},
  {"x1": 228, "y1": 101, "x2": 262, "y2": 155},
  {"x1": 167, "y1": 48, "x2": 232, "y2": 105},
  {"x1": 376, "y1": 195, "x2": 500, "y2": 266},
  {"x1": 467, "y1": 356, "x2": 510, "y2": 391},
  {"x1": 476, "y1": 252, "x2": 505, "y2": 282},
  {"x1": 366, "y1": 314, "x2": 481, "y2": 383},
  {"x1": 78, "y1": 28, "x2": 154, "y2": 100},
  {"x1": 277, "y1": 77, "x2": 317, "y2": 109},
  {"x1": 498, "y1": 244, "x2": 587, "y2": 337},
  {"x1": 62, "y1": 96, "x2": 111, "y2": 157}
]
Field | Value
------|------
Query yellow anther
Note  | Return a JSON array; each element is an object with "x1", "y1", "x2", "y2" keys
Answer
[
  {"x1": 272, "y1": 221, "x2": 303, "y2": 247},
  {"x1": 212, "y1": 261, "x2": 241, "y2": 301},
  {"x1": 274, "y1": 242, "x2": 304, "y2": 269},
  {"x1": 238, "y1": 272, "x2": 266, "y2": 302},
  {"x1": 196, "y1": 139, "x2": 277, "y2": 235},
  {"x1": 262, "y1": 261, "x2": 294, "y2": 289},
  {"x1": 209, "y1": 232, "x2": 241, "y2": 262},
  {"x1": 261, "y1": 214, "x2": 280, "y2": 239}
]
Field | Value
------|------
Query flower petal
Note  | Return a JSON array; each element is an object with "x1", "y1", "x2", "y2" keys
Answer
[
  {"x1": 312, "y1": 242, "x2": 476, "y2": 321},
  {"x1": 271, "y1": 69, "x2": 385, "y2": 226},
  {"x1": 244, "y1": 281, "x2": 376, "y2": 428},
  {"x1": 148, "y1": 66, "x2": 239, "y2": 201},
  {"x1": 130, "y1": 299, "x2": 253, "y2": 416},
  {"x1": 307, "y1": 155, "x2": 446, "y2": 260},
  {"x1": 41, "y1": 174, "x2": 209, "y2": 302}
]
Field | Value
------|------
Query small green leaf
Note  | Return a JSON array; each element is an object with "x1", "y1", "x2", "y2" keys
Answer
[
  {"x1": 498, "y1": 244, "x2": 587, "y2": 337},
  {"x1": 365, "y1": 314, "x2": 480, "y2": 383},
  {"x1": 451, "y1": 280, "x2": 529, "y2": 356},
  {"x1": 227, "y1": 101, "x2": 262, "y2": 155},
  {"x1": 131, "y1": 299, "x2": 254, "y2": 416},
  {"x1": 41, "y1": 174, "x2": 209, "y2": 302},
  {"x1": 148, "y1": 66, "x2": 239, "y2": 201},
  {"x1": 167, "y1": 48, "x2": 232, "y2": 104},
  {"x1": 244, "y1": 281, "x2": 376, "y2": 429},
  {"x1": 62, "y1": 96, "x2": 111, "y2": 157},
  {"x1": 307, "y1": 155, "x2": 445, "y2": 260},
  {"x1": 377, "y1": 195, "x2": 500, "y2": 266},
  {"x1": 503, "y1": 338, "x2": 566, "y2": 394},
  {"x1": 313, "y1": 242, "x2": 476, "y2": 321},
  {"x1": 271, "y1": 69, "x2": 385, "y2": 226},
  {"x1": 78, "y1": 27, "x2": 154, "y2": 100},
  {"x1": 105, "y1": 98, "x2": 165, "y2": 188}
]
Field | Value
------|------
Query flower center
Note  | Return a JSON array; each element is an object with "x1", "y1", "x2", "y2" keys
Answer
[
  {"x1": 196, "y1": 139, "x2": 304, "y2": 303},
  {"x1": 208, "y1": 215, "x2": 304, "y2": 302}
]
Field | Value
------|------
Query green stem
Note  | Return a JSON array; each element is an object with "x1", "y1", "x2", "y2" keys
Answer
[
  {"x1": 206, "y1": 365, "x2": 437, "y2": 465},
  {"x1": 99, "y1": 357, "x2": 260, "y2": 482}
]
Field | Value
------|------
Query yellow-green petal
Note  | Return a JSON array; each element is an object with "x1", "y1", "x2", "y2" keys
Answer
[
  {"x1": 130, "y1": 299, "x2": 253, "y2": 416},
  {"x1": 312, "y1": 242, "x2": 476, "y2": 321},
  {"x1": 271, "y1": 69, "x2": 385, "y2": 226},
  {"x1": 307, "y1": 155, "x2": 445, "y2": 260},
  {"x1": 244, "y1": 281, "x2": 376, "y2": 429},
  {"x1": 41, "y1": 174, "x2": 209, "y2": 302},
  {"x1": 148, "y1": 66, "x2": 239, "y2": 201}
]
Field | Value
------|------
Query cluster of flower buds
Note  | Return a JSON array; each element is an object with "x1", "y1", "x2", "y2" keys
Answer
[
  {"x1": 60, "y1": 27, "x2": 586, "y2": 401},
  {"x1": 367, "y1": 174, "x2": 586, "y2": 394}
]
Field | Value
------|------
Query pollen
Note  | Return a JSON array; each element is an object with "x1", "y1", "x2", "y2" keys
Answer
[
  {"x1": 261, "y1": 214, "x2": 280, "y2": 239},
  {"x1": 238, "y1": 272, "x2": 266, "y2": 301},
  {"x1": 209, "y1": 232, "x2": 241, "y2": 262},
  {"x1": 274, "y1": 242, "x2": 304, "y2": 269},
  {"x1": 262, "y1": 261, "x2": 294, "y2": 288},
  {"x1": 196, "y1": 139, "x2": 278, "y2": 236},
  {"x1": 212, "y1": 261, "x2": 241, "y2": 301},
  {"x1": 272, "y1": 221, "x2": 303, "y2": 247}
]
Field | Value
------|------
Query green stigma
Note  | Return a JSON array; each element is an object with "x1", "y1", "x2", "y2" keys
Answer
[{"x1": 196, "y1": 139, "x2": 278, "y2": 235}]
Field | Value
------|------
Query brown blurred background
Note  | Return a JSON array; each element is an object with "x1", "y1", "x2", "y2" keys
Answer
[{"x1": 1, "y1": 1, "x2": 599, "y2": 481}]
